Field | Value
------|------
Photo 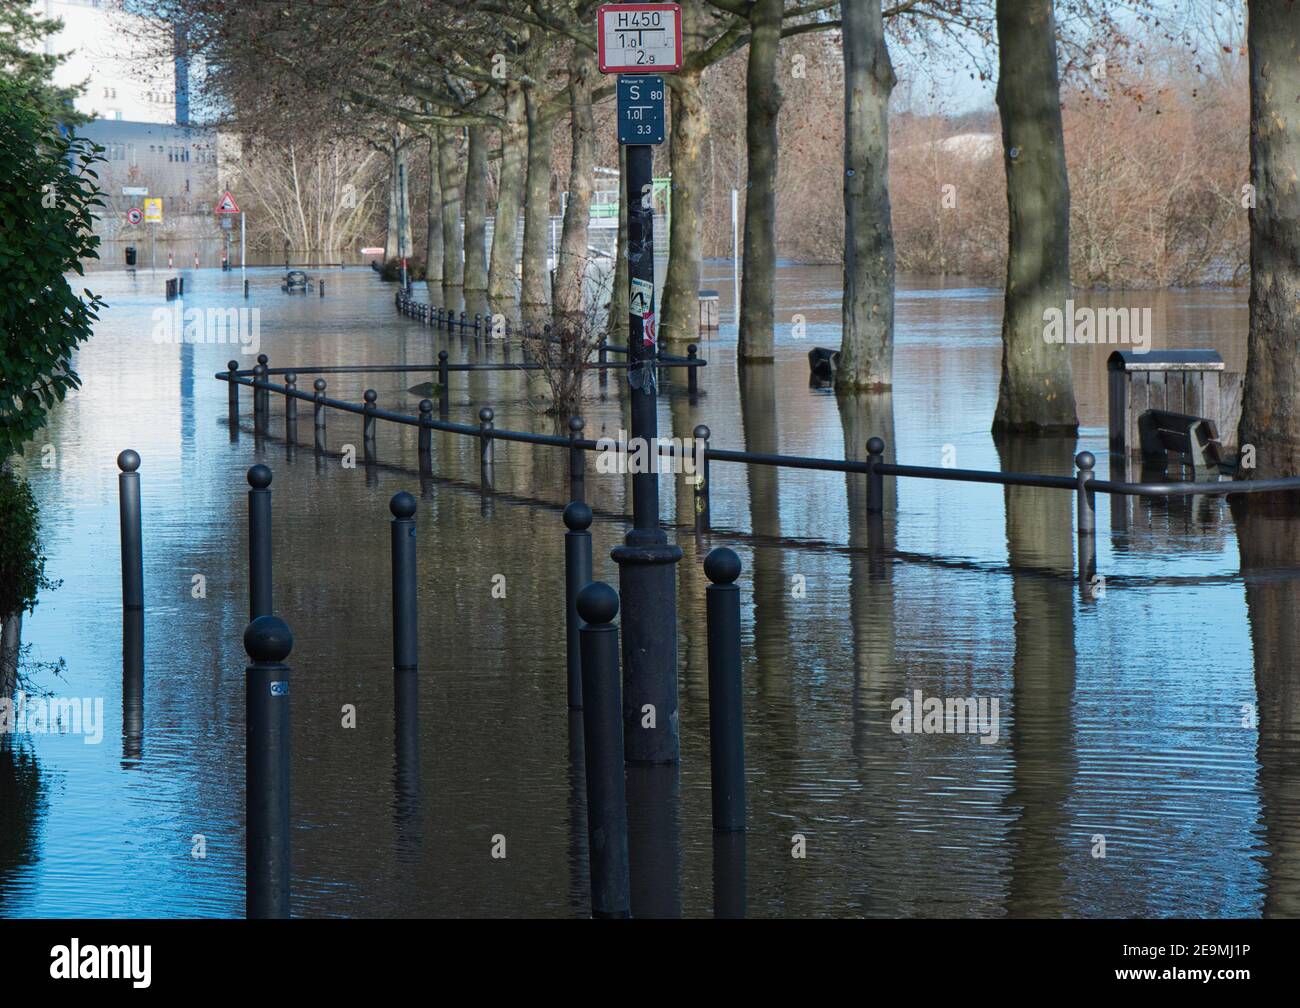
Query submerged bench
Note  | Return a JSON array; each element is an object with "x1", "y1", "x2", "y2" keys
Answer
[{"x1": 1137, "y1": 409, "x2": 1224, "y2": 474}]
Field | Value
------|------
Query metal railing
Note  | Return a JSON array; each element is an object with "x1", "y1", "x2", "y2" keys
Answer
[{"x1": 216, "y1": 357, "x2": 1300, "y2": 582}]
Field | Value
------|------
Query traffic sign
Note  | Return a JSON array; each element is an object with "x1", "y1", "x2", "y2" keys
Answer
[
  {"x1": 597, "y1": 3, "x2": 682, "y2": 74},
  {"x1": 143, "y1": 197, "x2": 163, "y2": 223},
  {"x1": 360, "y1": 246, "x2": 385, "y2": 256},
  {"x1": 214, "y1": 191, "x2": 240, "y2": 214},
  {"x1": 125, "y1": 207, "x2": 143, "y2": 225},
  {"x1": 617, "y1": 75, "x2": 665, "y2": 145}
]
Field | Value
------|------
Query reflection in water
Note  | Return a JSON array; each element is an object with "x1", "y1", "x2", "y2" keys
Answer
[
  {"x1": 122, "y1": 608, "x2": 144, "y2": 767},
  {"x1": 997, "y1": 436, "x2": 1077, "y2": 918},
  {"x1": 712, "y1": 830, "x2": 746, "y2": 919},
  {"x1": 1234, "y1": 496, "x2": 1300, "y2": 917},
  {"x1": 0, "y1": 742, "x2": 43, "y2": 915},
  {"x1": 626, "y1": 764, "x2": 682, "y2": 919}
]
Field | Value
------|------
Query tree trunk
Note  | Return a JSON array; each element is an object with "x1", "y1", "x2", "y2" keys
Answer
[
  {"x1": 554, "y1": 46, "x2": 596, "y2": 330},
  {"x1": 385, "y1": 147, "x2": 400, "y2": 260},
  {"x1": 489, "y1": 83, "x2": 527, "y2": 313},
  {"x1": 837, "y1": 0, "x2": 895, "y2": 391},
  {"x1": 737, "y1": 0, "x2": 783, "y2": 362},
  {"x1": 0, "y1": 612, "x2": 20, "y2": 700},
  {"x1": 439, "y1": 127, "x2": 465, "y2": 287},
  {"x1": 424, "y1": 135, "x2": 443, "y2": 291},
  {"x1": 463, "y1": 124, "x2": 489, "y2": 294},
  {"x1": 991, "y1": 0, "x2": 1078, "y2": 433},
  {"x1": 1237, "y1": 0, "x2": 1300, "y2": 478},
  {"x1": 521, "y1": 87, "x2": 554, "y2": 326},
  {"x1": 606, "y1": 145, "x2": 629, "y2": 343}
]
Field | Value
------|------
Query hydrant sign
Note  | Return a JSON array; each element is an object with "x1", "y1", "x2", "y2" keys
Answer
[{"x1": 597, "y1": 4, "x2": 682, "y2": 74}]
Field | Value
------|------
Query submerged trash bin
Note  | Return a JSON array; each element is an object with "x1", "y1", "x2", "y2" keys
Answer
[{"x1": 125, "y1": 246, "x2": 137, "y2": 267}]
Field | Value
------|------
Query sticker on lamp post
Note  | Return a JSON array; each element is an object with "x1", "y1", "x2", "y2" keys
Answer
[{"x1": 597, "y1": 3, "x2": 682, "y2": 74}]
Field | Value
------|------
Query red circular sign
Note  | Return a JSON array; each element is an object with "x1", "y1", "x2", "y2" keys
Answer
[{"x1": 126, "y1": 207, "x2": 143, "y2": 224}]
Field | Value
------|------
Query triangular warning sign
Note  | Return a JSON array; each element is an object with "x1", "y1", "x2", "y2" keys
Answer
[{"x1": 214, "y1": 191, "x2": 240, "y2": 214}]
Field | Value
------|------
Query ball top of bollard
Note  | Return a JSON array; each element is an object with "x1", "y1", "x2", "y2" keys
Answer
[
  {"x1": 314, "y1": 378, "x2": 326, "y2": 392},
  {"x1": 227, "y1": 359, "x2": 240, "y2": 372},
  {"x1": 1076, "y1": 451, "x2": 1096, "y2": 471},
  {"x1": 563, "y1": 500, "x2": 592, "y2": 531},
  {"x1": 866, "y1": 436, "x2": 886, "y2": 456},
  {"x1": 390, "y1": 490, "x2": 417, "y2": 519},
  {"x1": 244, "y1": 615, "x2": 293, "y2": 663},
  {"x1": 439, "y1": 350, "x2": 448, "y2": 361},
  {"x1": 363, "y1": 388, "x2": 377, "y2": 404},
  {"x1": 257, "y1": 353, "x2": 269, "y2": 365},
  {"x1": 687, "y1": 343, "x2": 698, "y2": 356},
  {"x1": 576, "y1": 581, "x2": 619, "y2": 625},
  {"x1": 693, "y1": 424, "x2": 710, "y2": 441},
  {"x1": 569, "y1": 415, "x2": 585, "y2": 434},
  {"x1": 285, "y1": 371, "x2": 297, "y2": 384},
  {"x1": 704, "y1": 547, "x2": 742, "y2": 586},
  {"x1": 479, "y1": 406, "x2": 494, "y2": 423},
  {"x1": 117, "y1": 449, "x2": 141, "y2": 473},
  {"x1": 247, "y1": 463, "x2": 272, "y2": 489},
  {"x1": 419, "y1": 398, "x2": 433, "y2": 414}
]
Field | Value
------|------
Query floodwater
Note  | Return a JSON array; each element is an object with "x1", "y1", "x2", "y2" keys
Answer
[{"x1": 3, "y1": 262, "x2": 1297, "y2": 918}]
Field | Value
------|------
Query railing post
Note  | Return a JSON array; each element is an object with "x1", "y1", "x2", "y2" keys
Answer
[
  {"x1": 569, "y1": 415, "x2": 586, "y2": 504},
  {"x1": 693, "y1": 424, "x2": 711, "y2": 535},
  {"x1": 438, "y1": 351, "x2": 450, "y2": 419},
  {"x1": 244, "y1": 277, "x2": 249, "y2": 299},
  {"x1": 284, "y1": 372, "x2": 298, "y2": 442},
  {"x1": 363, "y1": 389, "x2": 378, "y2": 460},
  {"x1": 244, "y1": 614, "x2": 292, "y2": 919},
  {"x1": 319, "y1": 278, "x2": 325, "y2": 297},
  {"x1": 460, "y1": 311, "x2": 468, "y2": 332},
  {"x1": 418, "y1": 399, "x2": 434, "y2": 475},
  {"x1": 390, "y1": 491, "x2": 420, "y2": 787},
  {"x1": 1075, "y1": 451, "x2": 1096, "y2": 537},
  {"x1": 564, "y1": 501, "x2": 593, "y2": 710},
  {"x1": 313, "y1": 379, "x2": 327, "y2": 450},
  {"x1": 576, "y1": 582, "x2": 631, "y2": 918},
  {"x1": 474, "y1": 313, "x2": 482, "y2": 335},
  {"x1": 479, "y1": 407, "x2": 495, "y2": 490},
  {"x1": 254, "y1": 354, "x2": 269, "y2": 433},
  {"x1": 117, "y1": 450, "x2": 144, "y2": 610},
  {"x1": 866, "y1": 436, "x2": 885, "y2": 515},
  {"x1": 705, "y1": 548, "x2": 745, "y2": 832},
  {"x1": 227, "y1": 360, "x2": 240, "y2": 427},
  {"x1": 687, "y1": 344, "x2": 699, "y2": 399},
  {"x1": 247, "y1": 464, "x2": 273, "y2": 620}
]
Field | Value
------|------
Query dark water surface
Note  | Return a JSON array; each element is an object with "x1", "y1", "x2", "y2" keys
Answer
[{"x1": 3, "y1": 264, "x2": 1296, "y2": 918}]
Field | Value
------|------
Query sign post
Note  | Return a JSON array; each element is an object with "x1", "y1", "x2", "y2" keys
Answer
[
  {"x1": 143, "y1": 197, "x2": 163, "y2": 273},
  {"x1": 599, "y1": 2, "x2": 683, "y2": 766},
  {"x1": 215, "y1": 192, "x2": 240, "y2": 274}
]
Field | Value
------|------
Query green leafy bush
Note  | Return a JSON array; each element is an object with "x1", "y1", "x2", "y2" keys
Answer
[
  {"x1": 0, "y1": 76, "x2": 105, "y2": 463},
  {"x1": 0, "y1": 470, "x2": 52, "y2": 619}
]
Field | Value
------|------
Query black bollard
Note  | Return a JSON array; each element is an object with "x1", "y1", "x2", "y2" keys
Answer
[
  {"x1": 687, "y1": 344, "x2": 699, "y2": 399},
  {"x1": 1076, "y1": 451, "x2": 1096, "y2": 538},
  {"x1": 418, "y1": 399, "x2": 433, "y2": 476},
  {"x1": 363, "y1": 389, "x2": 378, "y2": 461},
  {"x1": 227, "y1": 360, "x2": 240, "y2": 428},
  {"x1": 319, "y1": 279, "x2": 325, "y2": 297},
  {"x1": 438, "y1": 351, "x2": 450, "y2": 419},
  {"x1": 479, "y1": 407, "x2": 495, "y2": 490},
  {"x1": 313, "y1": 378, "x2": 327, "y2": 450},
  {"x1": 569, "y1": 416, "x2": 586, "y2": 504},
  {"x1": 576, "y1": 582, "x2": 631, "y2": 918},
  {"x1": 390, "y1": 492, "x2": 419, "y2": 760},
  {"x1": 474, "y1": 313, "x2": 482, "y2": 335},
  {"x1": 244, "y1": 278, "x2": 249, "y2": 299},
  {"x1": 244, "y1": 614, "x2": 292, "y2": 919},
  {"x1": 117, "y1": 450, "x2": 144, "y2": 610},
  {"x1": 704, "y1": 548, "x2": 746, "y2": 832},
  {"x1": 247, "y1": 465, "x2": 273, "y2": 620},
  {"x1": 693, "y1": 425, "x2": 711, "y2": 535},
  {"x1": 254, "y1": 353, "x2": 270, "y2": 433},
  {"x1": 866, "y1": 436, "x2": 885, "y2": 515},
  {"x1": 563, "y1": 501, "x2": 593, "y2": 710}
]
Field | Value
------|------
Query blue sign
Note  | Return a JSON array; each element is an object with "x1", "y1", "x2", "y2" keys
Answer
[{"x1": 617, "y1": 75, "x2": 665, "y2": 145}]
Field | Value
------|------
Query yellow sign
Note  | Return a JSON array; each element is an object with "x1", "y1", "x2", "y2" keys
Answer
[{"x1": 143, "y1": 198, "x2": 163, "y2": 223}]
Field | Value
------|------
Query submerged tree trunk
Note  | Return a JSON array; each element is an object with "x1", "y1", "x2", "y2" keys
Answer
[
  {"x1": 837, "y1": 0, "x2": 895, "y2": 390},
  {"x1": 1237, "y1": 0, "x2": 1300, "y2": 478},
  {"x1": 439, "y1": 127, "x2": 465, "y2": 287},
  {"x1": 521, "y1": 87, "x2": 554, "y2": 326},
  {"x1": 489, "y1": 83, "x2": 527, "y2": 313},
  {"x1": 737, "y1": 0, "x2": 783, "y2": 362},
  {"x1": 463, "y1": 124, "x2": 489, "y2": 294},
  {"x1": 554, "y1": 46, "x2": 596, "y2": 330},
  {"x1": 0, "y1": 612, "x2": 19, "y2": 700},
  {"x1": 424, "y1": 135, "x2": 444, "y2": 291},
  {"x1": 606, "y1": 145, "x2": 629, "y2": 344},
  {"x1": 990, "y1": 0, "x2": 1078, "y2": 433}
]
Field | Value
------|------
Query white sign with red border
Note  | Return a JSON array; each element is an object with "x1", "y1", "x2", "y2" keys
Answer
[
  {"x1": 125, "y1": 207, "x2": 143, "y2": 225},
  {"x1": 214, "y1": 190, "x2": 240, "y2": 214},
  {"x1": 597, "y1": 3, "x2": 682, "y2": 74}
]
